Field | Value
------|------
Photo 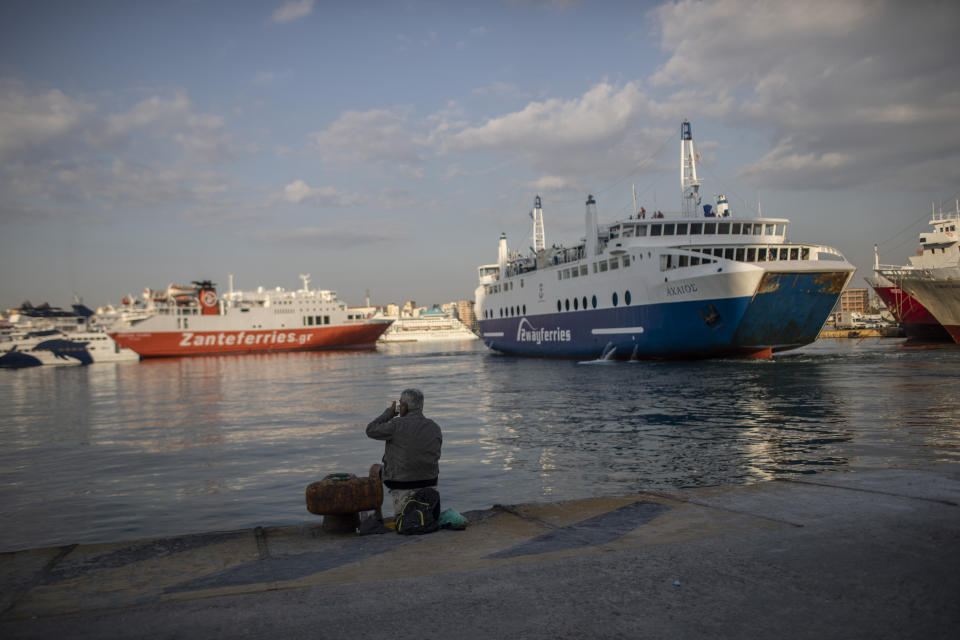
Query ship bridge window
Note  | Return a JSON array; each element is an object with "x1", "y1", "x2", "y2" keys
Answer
[
  {"x1": 637, "y1": 225, "x2": 647, "y2": 236},
  {"x1": 790, "y1": 247, "x2": 799, "y2": 260},
  {"x1": 599, "y1": 261, "x2": 608, "y2": 272},
  {"x1": 802, "y1": 247, "x2": 810, "y2": 260},
  {"x1": 746, "y1": 248, "x2": 756, "y2": 262},
  {"x1": 776, "y1": 224, "x2": 786, "y2": 235},
  {"x1": 580, "y1": 265, "x2": 588, "y2": 276},
  {"x1": 663, "y1": 224, "x2": 675, "y2": 236},
  {"x1": 724, "y1": 248, "x2": 735, "y2": 260},
  {"x1": 731, "y1": 223, "x2": 742, "y2": 234},
  {"x1": 609, "y1": 258, "x2": 619, "y2": 270},
  {"x1": 650, "y1": 224, "x2": 662, "y2": 237},
  {"x1": 718, "y1": 223, "x2": 730, "y2": 234},
  {"x1": 704, "y1": 222, "x2": 716, "y2": 234},
  {"x1": 735, "y1": 248, "x2": 745, "y2": 261},
  {"x1": 676, "y1": 223, "x2": 688, "y2": 235},
  {"x1": 690, "y1": 223, "x2": 702, "y2": 234},
  {"x1": 755, "y1": 248, "x2": 765, "y2": 262},
  {"x1": 779, "y1": 248, "x2": 789, "y2": 260},
  {"x1": 678, "y1": 255, "x2": 689, "y2": 267},
  {"x1": 765, "y1": 224, "x2": 775, "y2": 235},
  {"x1": 571, "y1": 267, "x2": 578, "y2": 278},
  {"x1": 622, "y1": 255, "x2": 630, "y2": 267},
  {"x1": 752, "y1": 224, "x2": 763, "y2": 236}
]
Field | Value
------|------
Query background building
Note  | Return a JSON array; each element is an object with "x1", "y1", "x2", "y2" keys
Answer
[
  {"x1": 839, "y1": 288, "x2": 870, "y2": 314},
  {"x1": 456, "y1": 300, "x2": 477, "y2": 333}
]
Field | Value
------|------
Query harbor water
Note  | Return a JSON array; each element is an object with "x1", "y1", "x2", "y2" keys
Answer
[{"x1": 1, "y1": 338, "x2": 958, "y2": 552}]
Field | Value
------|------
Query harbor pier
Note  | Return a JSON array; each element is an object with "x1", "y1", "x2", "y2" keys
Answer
[{"x1": 2, "y1": 466, "x2": 958, "y2": 638}]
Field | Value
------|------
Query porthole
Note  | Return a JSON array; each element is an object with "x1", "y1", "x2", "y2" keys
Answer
[
  {"x1": 557, "y1": 300, "x2": 561, "y2": 312},
  {"x1": 565, "y1": 299, "x2": 570, "y2": 311},
  {"x1": 574, "y1": 298, "x2": 579, "y2": 310},
  {"x1": 522, "y1": 305, "x2": 526, "y2": 314},
  {"x1": 612, "y1": 292, "x2": 619, "y2": 307},
  {"x1": 499, "y1": 308, "x2": 503, "y2": 317},
  {"x1": 582, "y1": 296, "x2": 587, "y2": 309},
  {"x1": 625, "y1": 290, "x2": 632, "y2": 305},
  {"x1": 592, "y1": 295, "x2": 598, "y2": 309}
]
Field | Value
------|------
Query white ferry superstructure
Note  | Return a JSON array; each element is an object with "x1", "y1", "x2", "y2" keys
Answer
[
  {"x1": 876, "y1": 200, "x2": 960, "y2": 343},
  {"x1": 379, "y1": 309, "x2": 478, "y2": 343},
  {"x1": 475, "y1": 121, "x2": 855, "y2": 360},
  {"x1": 108, "y1": 275, "x2": 392, "y2": 357}
]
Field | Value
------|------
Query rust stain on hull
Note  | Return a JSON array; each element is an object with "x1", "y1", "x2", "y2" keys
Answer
[{"x1": 813, "y1": 272, "x2": 850, "y2": 294}]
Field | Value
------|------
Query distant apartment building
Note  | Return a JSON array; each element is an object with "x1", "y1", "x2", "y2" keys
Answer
[
  {"x1": 839, "y1": 288, "x2": 870, "y2": 314},
  {"x1": 456, "y1": 300, "x2": 477, "y2": 332}
]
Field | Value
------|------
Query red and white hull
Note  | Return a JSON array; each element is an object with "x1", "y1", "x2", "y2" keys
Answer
[
  {"x1": 110, "y1": 323, "x2": 391, "y2": 357},
  {"x1": 106, "y1": 277, "x2": 393, "y2": 357},
  {"x1": 867, "y1": 274, "x2": 951, "y2": 342}
]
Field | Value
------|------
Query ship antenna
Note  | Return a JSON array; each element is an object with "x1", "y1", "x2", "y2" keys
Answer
[
  {"x1": 299, "y1": 274, "x2": 310, "y2": 292},
  {"x1": 680, "y1": 120, "x2": 701, "y2": 217}
]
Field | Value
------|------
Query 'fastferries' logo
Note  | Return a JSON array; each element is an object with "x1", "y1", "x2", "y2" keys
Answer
[{"x1": 516, "y1": 318, "x2": 571, "y2": 344}]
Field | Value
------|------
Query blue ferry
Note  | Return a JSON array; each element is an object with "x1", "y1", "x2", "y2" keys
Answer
[{"x1": 474, "y1": 121, "x2": 855, "y2": 360}]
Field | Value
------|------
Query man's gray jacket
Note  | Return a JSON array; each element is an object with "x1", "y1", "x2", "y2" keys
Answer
[{"x1": 366, "y1": 407, "x2": 442, "y2": 488}]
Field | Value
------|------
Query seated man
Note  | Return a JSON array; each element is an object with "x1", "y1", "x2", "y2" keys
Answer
[{"x1": 366, "y1": 388, "x2": 442, "y2": 518}]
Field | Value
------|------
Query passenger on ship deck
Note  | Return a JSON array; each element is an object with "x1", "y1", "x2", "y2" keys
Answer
[{"x1": 366, "y1": 388, "x2": 443, "y2": 518}]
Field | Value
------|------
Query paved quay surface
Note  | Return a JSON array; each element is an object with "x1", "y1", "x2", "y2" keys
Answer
[{"x1": 2, "y1": 466, "x2": 959, "y2": 639}]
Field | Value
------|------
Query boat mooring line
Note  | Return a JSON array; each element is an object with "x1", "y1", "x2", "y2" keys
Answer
[{"x1": 776, "y1": 478, "x2": 958, "y2": 507}]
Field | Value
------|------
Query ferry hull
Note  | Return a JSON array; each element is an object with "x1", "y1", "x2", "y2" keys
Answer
[
  {"x1": 890, "y1": 273, "x2": 960, "y2": 344},
  {"x1": 479, "y1": 295, "x2": 761, "y2": 359},
  {"x1": 869, "y1": 281, "x2": 951, "y2": 342},
  {"x1": 734, "y1": 270, "x2": 854, "y2": 351},
  {"x1": 109, "y1": 323, "x2": 391, "y2": 357}
]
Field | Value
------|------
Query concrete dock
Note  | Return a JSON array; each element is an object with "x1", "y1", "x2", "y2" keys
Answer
[{"x1": 2, "y1": 466, "x2": 959, "y2": 639}]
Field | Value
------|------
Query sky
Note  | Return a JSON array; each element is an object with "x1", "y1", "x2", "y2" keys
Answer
[{"x1": 2, "y1": 0, "x2": 959, "y2": 311}]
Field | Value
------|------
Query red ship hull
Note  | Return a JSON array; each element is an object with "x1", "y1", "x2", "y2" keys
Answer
[
  {"x1": 870, "y1": 283, "x2": 951, "y2": 342},
  {"x1": 109, "y1": 323, "x2": 390, "y2": 358}
]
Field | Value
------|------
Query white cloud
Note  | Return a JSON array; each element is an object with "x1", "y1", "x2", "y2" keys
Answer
[
  {"x1": 445, "y1": 82, "x2": 648, "y2": 152},
  {"x1": 282, "y1": 179, "x2": 370, "y2": 207},
  {"x1": 308, "y1": 108, "x2": 426, "y2": 177},
  {"x1": 436, "y1": 82, "x2": 668, "y2": 182},
  {"x1": 0, "y1": 79, "x2": 96, "y2": 162},
  {"x1": 269, "y1": 0, "x2": 315, "y2": 24},
  {"x1": 651, "y1": 0, "x2": 960, "y2": 190}
]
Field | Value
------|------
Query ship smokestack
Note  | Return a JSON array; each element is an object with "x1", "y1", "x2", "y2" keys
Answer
[
  {"x1": 584, "y1": 195, "x2": 598, "y2": 260},
  {"x1": 497, "y1": 232, "x2": 508, "y2": 277}
]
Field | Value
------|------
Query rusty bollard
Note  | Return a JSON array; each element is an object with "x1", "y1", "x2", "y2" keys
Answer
[{"x1": 306, "y1": 464, "x2": 383, "y2": 533}]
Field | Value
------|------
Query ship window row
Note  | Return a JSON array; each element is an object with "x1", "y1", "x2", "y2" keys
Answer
[
  {"x1": 484, "y1": 281, "x2": 517, "y2": 295},
  {"x1": 614, "y1": 221, "x2": 786, "y2": 239},
  {"x1": 485, "y1": 305, "x2": 527, "y2": 319},
  {"x1": 304, "y1": 315, "x2": 331, "y2": 326},
  {"x1": 554, "y1": 291, "x2": 630, "y2": 312},
  {"x1": 696, "y1": 245, "x2": 810, "y2": 263}
]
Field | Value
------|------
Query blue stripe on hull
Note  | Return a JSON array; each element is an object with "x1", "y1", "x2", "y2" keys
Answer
[
  {"x1": 734, "y1": 271, "x2": 849, "y2": 351},
  {"x1": 479, "y1": 296, "x2": 755, "y2": 359}
]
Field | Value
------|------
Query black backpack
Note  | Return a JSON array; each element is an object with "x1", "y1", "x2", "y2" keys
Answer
[{"x1": 396, "y1": 488, "x2": 441, "y2": 535}]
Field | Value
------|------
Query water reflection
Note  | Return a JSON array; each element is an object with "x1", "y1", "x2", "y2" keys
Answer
[{"x1": 1, "y1": 338, "x2": 958, "y2": 551}]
